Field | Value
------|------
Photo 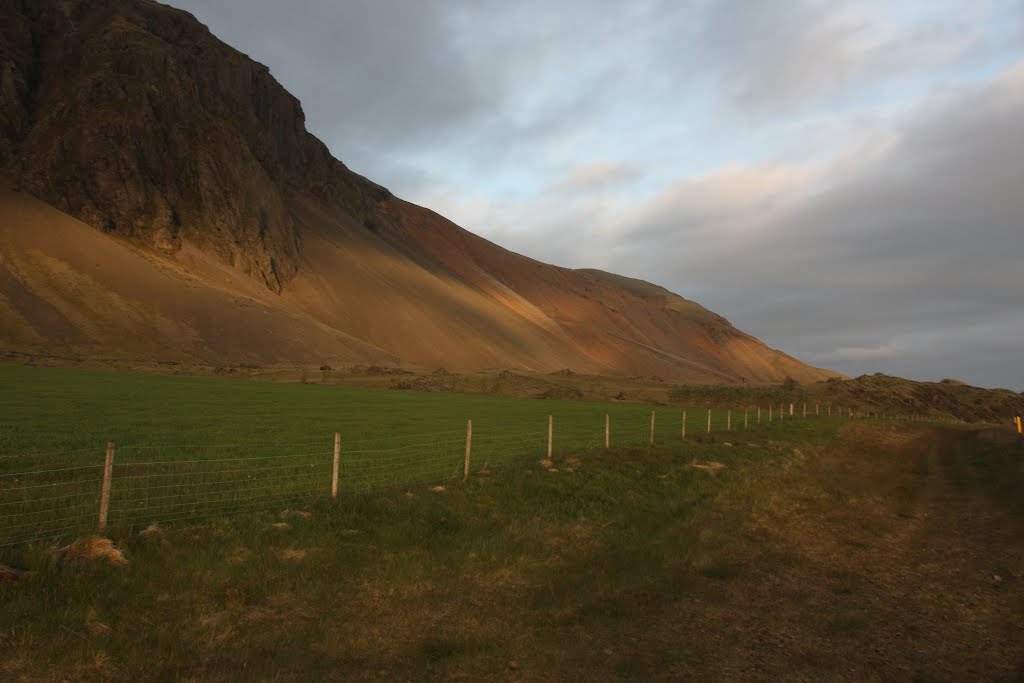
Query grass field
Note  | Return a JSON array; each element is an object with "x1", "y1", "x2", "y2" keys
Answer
[
  {"x1": 0, "y1": 364, "x2": 793, "y2": 549},
  {"x1": 2, "y1": 395, "x2": 1022, "y2": 680}
]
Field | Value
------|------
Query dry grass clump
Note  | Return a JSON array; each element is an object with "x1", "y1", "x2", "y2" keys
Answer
[
  {"x1": 56, "y1": 536, "x2": 127, "y2": 567},
  {"x1": 689, "y1": 459, "x2": 727, "y2": 475},
  {"x1": 0, "y1": 564, "x2": 29, "y2": 582},
  {"x1": 277, "y1": 548, "x2": 309, "y2": 561},
  {"x1": 225, "y1": 546, "x2": 252, "y2": 566},
  {"x1": 137, "y1": 523, "x2": 162, "y2": 541}
]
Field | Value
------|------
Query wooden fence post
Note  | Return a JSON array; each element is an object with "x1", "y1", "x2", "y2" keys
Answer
[
  {"x1": 707, "y1": 408, "x2": 712, "y2": 434},
  {"x1": 464, "y1": 419, "x2": 473, "y2": 481},
  {"x1": 757, "y1": 406, "x2": 761, "y2": 424},
  {"x1": 605, "y1": 414, "x2": 610, "y2": 449},
  {"x1": 816, "y1": 402, "x2": 819, "y2": 415},
  {"x1": 649, "y1": 411, "x2": 655, "y2": 446},
  {"x1": 769, "y1": 404, "x2": 773, "y2": 422},
  {"x1": 681, "y1": 411, "x2": 687, "y2": 440},
  {"x1": 803, "y1": 402, "x2": 807, "y2": 418},
  {"x1": 727, "y1": 409, "x2": 731, "y2": 431},
  {"x1": 548, "y1": 415, "x2": 553, "y2": 459},
  {"x1": 744, "y1": 409, "x2": 748, "y2": 430},
  {"x1": 331, "y1": 432, "x2": 340, "y2": 500},
  {"x1": 98, "y1": 442, "x2": 115, "y2": 532}
]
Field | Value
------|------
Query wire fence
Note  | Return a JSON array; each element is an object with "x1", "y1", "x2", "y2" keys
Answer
[{"x1": 0, "y1": 404, "x2": 954, "y2": 549}]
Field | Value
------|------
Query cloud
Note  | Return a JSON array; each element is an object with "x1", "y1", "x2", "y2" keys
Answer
[
  {"x1": 601, "y1": 62, "x2": 1024, "y2": 388},
  {"x1": 811, "y1": 344, "x2": 901, "y2": 362},
  {"x1": 553, "y1": 162, "x2": 641, "y2": 194}
]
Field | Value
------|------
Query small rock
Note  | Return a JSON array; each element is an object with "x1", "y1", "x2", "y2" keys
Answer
[
  {"x1": 508, "y1": 660, "x2": 520, "y2": 670},
  {"x1": 270, "y1": 522, "x2": 291, "y2": 530},
  {"x1": 723, "y1": 442, "x2": 733, "y2": 447},
  {"x1": 430, "y1": 485, "x2": 447, "y2": 493},
  {"x1": 404, "y1": 492, "x2": 417, "y2": 500},
  {"x1": 993, "y1": 574, "x2": 1003, "y2": 584}
]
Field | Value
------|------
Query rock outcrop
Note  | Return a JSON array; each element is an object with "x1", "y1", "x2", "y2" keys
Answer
[{"x1": 0, "y1": 0, "x2": 391, "y2": 292}]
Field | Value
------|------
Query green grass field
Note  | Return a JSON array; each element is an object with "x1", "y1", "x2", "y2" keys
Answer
[
  {"x1": 1, "y1": 364, "x2": 802, "y2": 549},
  {"x1": 2, "y1": 365, "x2": 1022, "y2": 679}
]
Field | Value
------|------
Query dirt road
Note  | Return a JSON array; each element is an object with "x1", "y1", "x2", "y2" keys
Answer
[{"x1": 630, "y1": 425, "x2": 1024, "y2": 681}]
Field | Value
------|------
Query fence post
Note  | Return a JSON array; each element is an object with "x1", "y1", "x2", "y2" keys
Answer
[
  {"x1": 605, "y1": 414, "x2": 610, "y2": 449},
  {"x1": 803, "y1": 402, "x2": 807, "y2": 418},
  {"x1": 769, "y1": 404, "x2": 773, "y2": 422},
  {"x1": 464, "y1": 419, "x2": 472, "y2": 481},
  {"x1": 706, "y1": 408, "x2": 711, "y2": 434},
  {"x1": 816, "y1": 402, "x2": 819, "y2": 415},
  {"x1": 98, "y1": 442, "x2": 115, "y2": 532},
  {"x1": 548, "y1": 415, "x2": 553, "y2": 459},
  {"x1": 331, "y1": 432, "x2": 340, "y2": 500},
  {"x1": 681, "y1": 410, "x2": 686, "y2": 440},
  {"x1": 649, "y1": 411, "x2": 655, "y2": 446},
  {"x1": 727, "y1": 409, "x2": 731, "y2": 431},
  {"x1": 757, "y1": 406, "x2": 761, "y2": 424},
  {"x1": 744, "y1": 409, "x2": 748, "y2": 430}
]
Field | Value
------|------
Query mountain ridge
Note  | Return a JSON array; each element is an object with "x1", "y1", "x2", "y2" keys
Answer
[{"x1": 0, "y1": 0, "x2": 840, "y2": 384}]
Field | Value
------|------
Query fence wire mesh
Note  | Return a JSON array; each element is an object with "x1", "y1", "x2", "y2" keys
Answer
[{"x1": 0, "y1": 406, "x2": 881, "y2": 548}]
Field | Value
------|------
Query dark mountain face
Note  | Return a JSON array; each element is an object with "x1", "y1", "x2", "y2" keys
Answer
[{"x1": 0, "y1": 0, "x2": 390, "y2": 292}]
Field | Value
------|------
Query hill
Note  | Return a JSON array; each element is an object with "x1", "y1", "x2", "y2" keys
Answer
[{"x1": 0, "y1": 0, "x2": 837, "y2": 383}]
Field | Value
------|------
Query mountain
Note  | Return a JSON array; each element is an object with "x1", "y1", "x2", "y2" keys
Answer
[{"x1": 0, "y1": 0, "x2": 839, "y2": 384}]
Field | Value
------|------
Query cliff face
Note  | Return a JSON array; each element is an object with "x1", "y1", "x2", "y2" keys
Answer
[
  {"x1": 0, "y1": 0, "x2": 839, "y2": 383},
  {"x1": 0, "y1": 0, "x2": 389, "y2": 292}
]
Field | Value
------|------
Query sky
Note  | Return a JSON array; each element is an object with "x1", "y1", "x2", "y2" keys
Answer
[{"x1": 168, "y1": 0, "x2": 1024, "y2": 391}]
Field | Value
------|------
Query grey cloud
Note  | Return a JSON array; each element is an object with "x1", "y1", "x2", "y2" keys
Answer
[
  {"x1": 553, "y1": 162, "x2": 642, "y2": 194},
  {"x1": 611, "y1": 69, "x2": 1024, "y2": 388}
]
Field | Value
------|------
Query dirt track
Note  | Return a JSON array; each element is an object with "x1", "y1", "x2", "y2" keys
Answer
[{"x1": 632, "y1": 426, "x2": 1024, "y2": 681}]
